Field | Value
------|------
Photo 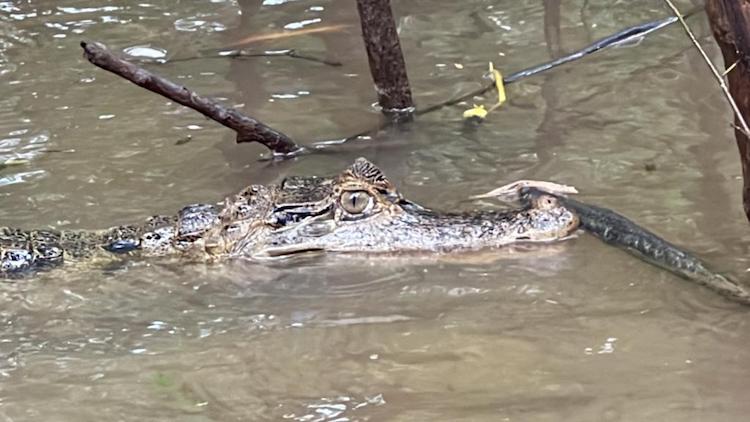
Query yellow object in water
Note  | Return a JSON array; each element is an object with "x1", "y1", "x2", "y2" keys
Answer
[
  {"x1": 462, "y1": 62, "x2": 506, "y2": 120},
  {"x1": 489, "y1": 62, "x2": 506, "y2": 106},
  {"x1": 462, "y1": 104, "x2": 488, "y2": 119}
]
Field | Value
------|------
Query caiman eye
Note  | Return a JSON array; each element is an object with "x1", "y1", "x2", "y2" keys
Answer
[
  {"x1": 340, "y1": 190, "x2": 371, "y2": 214},
  {"x1": 535, "y1": 195, "x2": 558, "y2": 210}
]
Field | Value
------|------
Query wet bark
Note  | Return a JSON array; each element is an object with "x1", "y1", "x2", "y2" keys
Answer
[
  {"x1": 355, "y1": 0, "x2": 415, "y2": 119},
  {"x1": 705, "y1": 1, "x2": 750, "y2": 221},
  {"x1": 80, "y1": 41, "x2": 303, "y2": 156}
]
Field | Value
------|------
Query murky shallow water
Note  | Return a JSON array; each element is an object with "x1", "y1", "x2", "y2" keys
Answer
[{"x1": 2, "y1": 0, "x2": 750, "y2": 420}]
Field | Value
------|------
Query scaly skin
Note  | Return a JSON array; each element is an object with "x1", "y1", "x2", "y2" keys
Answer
[
  {"x1": 258, "y1": 159, "x2": 578, "y2": 256},
  {"x1": 0, "y1": 204, "x2": 218, "y2": 274},
  {"x1": 0, "y1": 159, "x2": 578, "y2": 275},
  {"x1": 531, "y1": 188, "x2": 750, "y2": 306}
]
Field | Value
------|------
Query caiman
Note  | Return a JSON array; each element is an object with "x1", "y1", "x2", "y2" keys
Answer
[
  {"x1": 0, "y1": 158, "x2": 578, "y2": 273},
  {"x1": 2, "y1": 158, "x2": 749, "y2": 306}
]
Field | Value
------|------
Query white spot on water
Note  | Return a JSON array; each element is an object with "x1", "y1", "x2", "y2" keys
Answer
[
  {"x1": 174, "y1": 18, "x2": 226, "y2": 32},
  {"x1": 283, "y1": 18, "x2": 321, "y2": 30},
  {"x1": 147, "y1": 321, "x2": 167, "y2": 330},
  {"x1": 123, "y1": 45, "x2": 167, "y2": 59}
]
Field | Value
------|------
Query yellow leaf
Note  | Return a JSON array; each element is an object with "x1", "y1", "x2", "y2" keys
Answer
[
  {"x1": 459, "y1": 63, "x2": 507, "y2": 120},
  {"x1": 463, "y1": 104, "x2": 488, "y2": 119},
  {"x1": 489, "y1": 62, "x2": 506, "y2": 105}
]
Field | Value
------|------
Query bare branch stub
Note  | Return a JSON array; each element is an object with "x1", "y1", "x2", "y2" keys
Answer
[
  {"x1": 80, "y1": 41, "x2": 303, "y2": 156},
  {"x1": 705, "y1": 1, "x2": 750, "y2": 221},
  {"x1": 355, "y1": 0, "x2": 414, "y2": 120}
]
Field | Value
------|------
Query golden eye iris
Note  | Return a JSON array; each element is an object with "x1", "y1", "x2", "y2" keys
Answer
[{"x1": 340, "y1": 190, "x2": 371, "y2": 214}]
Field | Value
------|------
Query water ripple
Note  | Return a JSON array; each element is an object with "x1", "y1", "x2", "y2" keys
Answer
[
  {"x1": 174, "y1": 16, "x2": 226, "y2": 33},
  {"x1": 282, "y1": 394, "x2": 386, "y2": 422}
]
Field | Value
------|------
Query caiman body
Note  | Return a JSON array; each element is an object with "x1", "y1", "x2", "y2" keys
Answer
[
  {"x1": 3, "y1": 158, "x2": 749, "y2": 306},
  {"x1": 0, "y1": 158, "x2": 578, "y2": 274}
]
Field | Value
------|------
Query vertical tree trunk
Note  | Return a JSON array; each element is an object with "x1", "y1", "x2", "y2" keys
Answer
[
  {"x1": 705, "y1": 0, "x2": 750, "y2": 221},
  {"x1": 355, "y1": 0, "x2": 415, "y2": 120}
]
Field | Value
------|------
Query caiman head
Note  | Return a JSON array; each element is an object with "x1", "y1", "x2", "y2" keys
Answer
[{"x1": 232, "y1": 158, "x2": 579, "y2": 257}]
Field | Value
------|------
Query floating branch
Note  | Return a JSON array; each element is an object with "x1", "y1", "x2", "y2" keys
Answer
[
  {"x1": 80, "y1": 41, "x2": 304, "y2": 156},
  {"x1": 355, "y1": 0, "x2": 415, "y2": 119}
]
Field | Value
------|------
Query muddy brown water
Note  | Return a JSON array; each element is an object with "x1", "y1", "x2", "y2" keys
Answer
[{"x1": 1, "y1": 1, "x2": 749, "y2": 421}]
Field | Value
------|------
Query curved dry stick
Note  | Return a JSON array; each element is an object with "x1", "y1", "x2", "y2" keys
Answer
[{"x1": 80, "y1": 41, "x2": 304, "y2": 156}]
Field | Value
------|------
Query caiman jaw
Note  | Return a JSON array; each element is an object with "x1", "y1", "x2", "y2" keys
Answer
[
  {"x1": 256, "y1": 200, "x2": 578, "y2": 256},
  {"x1": 251, "y1": 158, "x2": 580, "y2": 257}
]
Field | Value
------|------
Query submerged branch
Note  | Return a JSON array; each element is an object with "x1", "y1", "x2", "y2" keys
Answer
[
  {"x1": 355, "y1": 0, "x2": 415, "y2": 119},
  {"x1": 168, "y1": 49, "x2": 342, "y2": 67},
  {"x1": 417, "y1": 6, "x2": 704, "y2": 117},
  {"x1": 313, "y1": 8, "x2": 701, "y2": 149},
  {"x1": 80, "y1": 41, "x2": 304, "y2": 157},
  {"x1": 313, "y1": 10, "x2": 703, "y2": 147}
]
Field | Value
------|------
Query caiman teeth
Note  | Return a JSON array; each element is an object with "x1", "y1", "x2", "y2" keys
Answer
[{"x1": 254, "y1": 244, "x2": 326, "y2": 258}]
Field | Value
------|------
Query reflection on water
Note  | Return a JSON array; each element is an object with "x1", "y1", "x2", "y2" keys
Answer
[{"x1": 2, "y1": 0, "x2": 750, "y2": 420}]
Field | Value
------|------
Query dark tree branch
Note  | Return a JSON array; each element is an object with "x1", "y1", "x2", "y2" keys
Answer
[
  {"x1": 706, "y1": 0, "x2": 750, "y2": 222},
  {"x1": 355, "y1": 0, "x2": 415, "y2": 119},
  {"x1": 80, "y1": 41, "x2": 304, "y2": 156}
]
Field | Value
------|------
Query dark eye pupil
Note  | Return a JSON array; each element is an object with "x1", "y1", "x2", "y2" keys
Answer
[{"x1": 341, "y1": 190, "x2": 370, "y2": 213}]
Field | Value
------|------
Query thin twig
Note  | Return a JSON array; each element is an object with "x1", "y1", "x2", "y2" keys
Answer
[
  {"x1": 168, "y1": 49, "x2": 342, "y2": 67},
  {"x1": 663, "y1": 0, "x2": 750, "y2": 138},
  {"x1": 723, "y1": 59, "x2": 739, "y2": 77},
  {"x1": 222, "y1": 24, "x2": 352, "y2": 48}
]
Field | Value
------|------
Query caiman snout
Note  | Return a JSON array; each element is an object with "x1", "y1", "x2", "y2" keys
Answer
[{"x1": 251, "y1": 159, "x2": 581, "y2": 256}]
